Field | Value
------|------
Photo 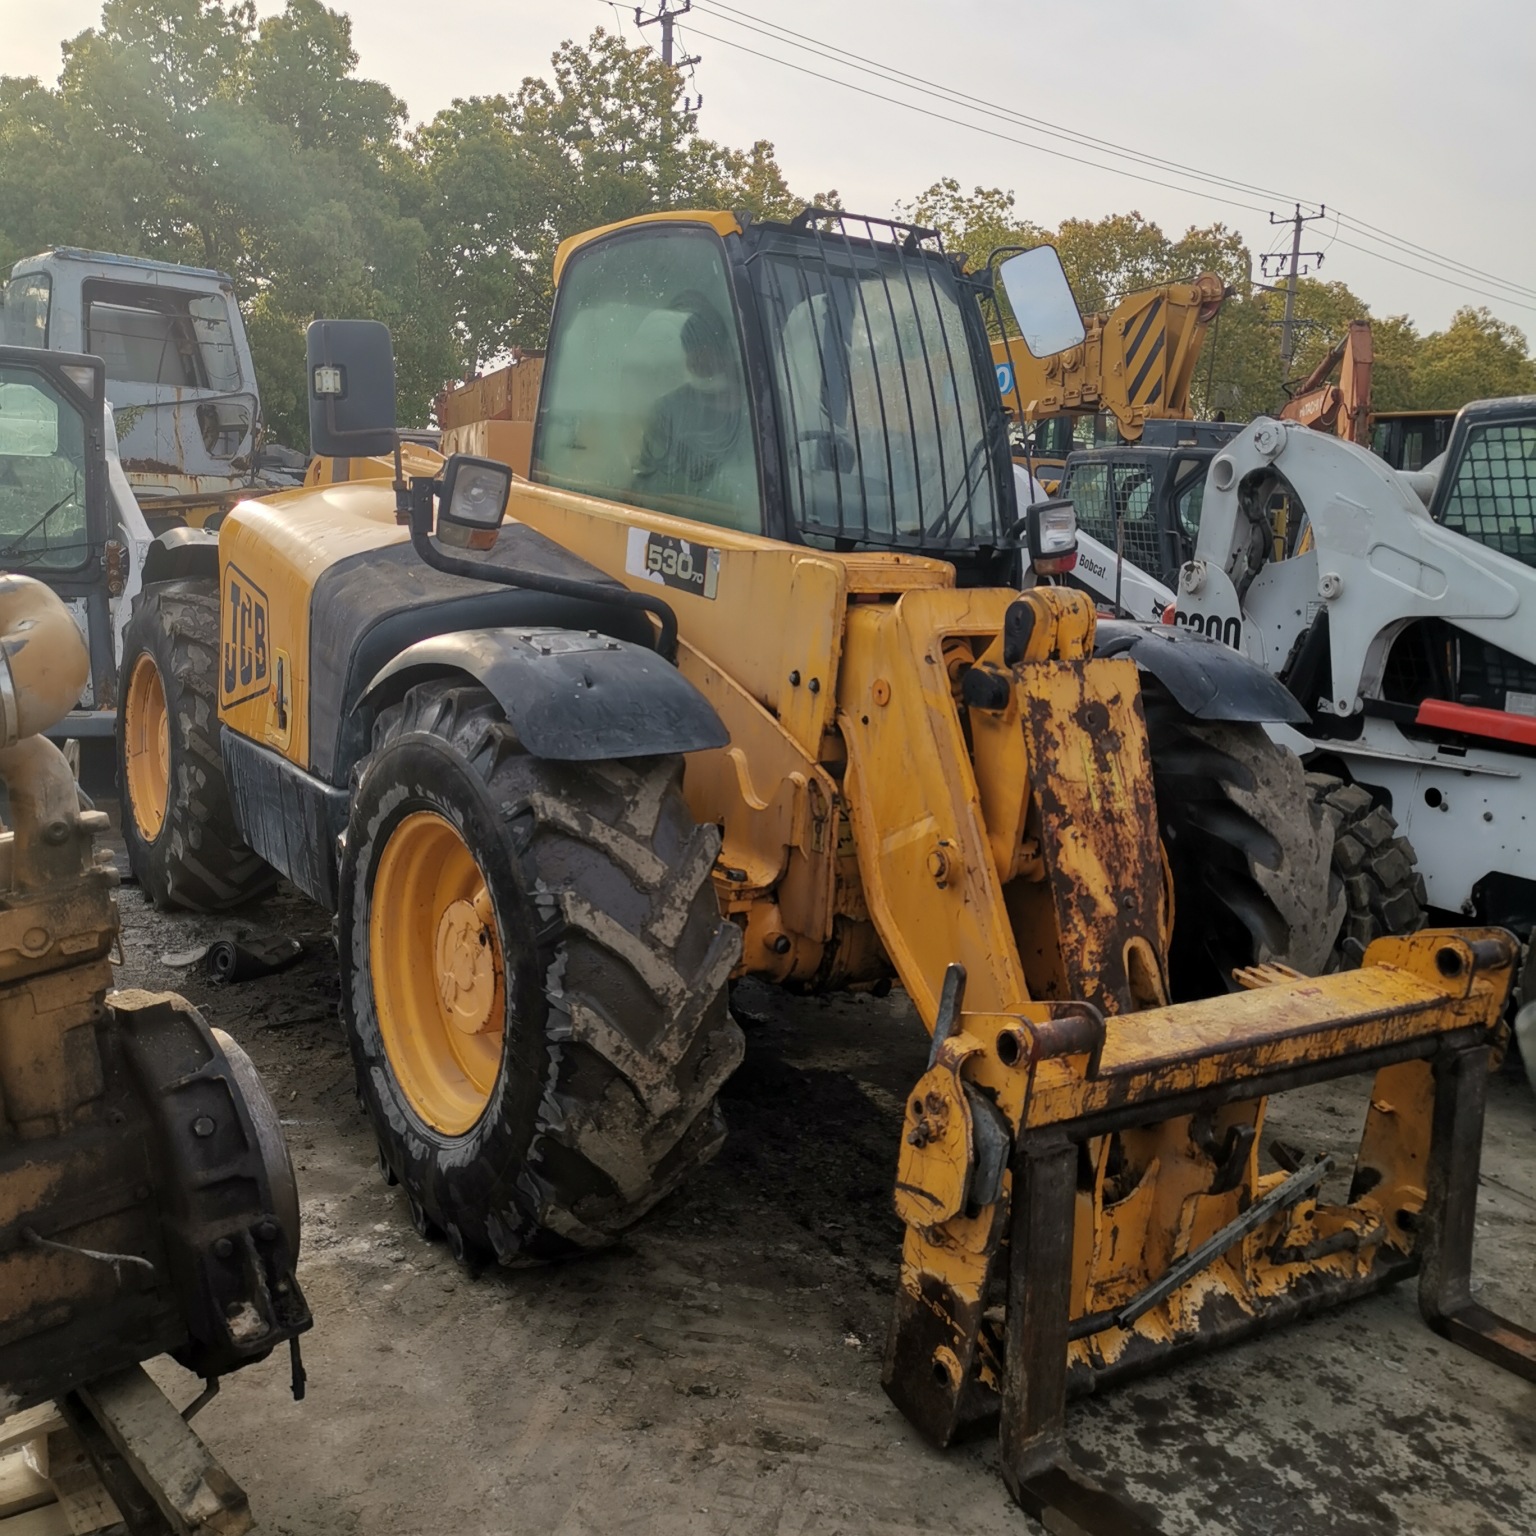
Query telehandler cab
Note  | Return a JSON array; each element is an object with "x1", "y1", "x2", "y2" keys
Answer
[{"x1": 116, "y1": 208, "x2": 1533, "y2": 1527}]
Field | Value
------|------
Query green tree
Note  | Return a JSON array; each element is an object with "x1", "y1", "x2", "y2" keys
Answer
[
  {"x1": 414, "y1": 29, "x2": 803, "y2": 374},
  {"x1": 1052, "y1": 211, "x2": 1177, "y2": 313},
  {"x1": 1412, "y1": 307, "x2": 1536, "y2": 407},
  {"x1": 0, "y1": 0, "x2": 456, "y2": 441},
  {"x1": 1365, "y1": 313, "x2": 1420, "y2": 411},
  {"x1": 897, "y1": 180, "x2": 1044, "y2": 271}
]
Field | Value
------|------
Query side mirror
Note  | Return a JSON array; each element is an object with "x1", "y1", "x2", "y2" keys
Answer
[
  {"x1": 435, "y1": 455, "x2": 513, "y2": 550},
  {"x1": 305, "y1": 319, "x2": 397, "y2": 458},
  {"x1": 997, "y1": 247, "x2": 1085, "y2": 360}
]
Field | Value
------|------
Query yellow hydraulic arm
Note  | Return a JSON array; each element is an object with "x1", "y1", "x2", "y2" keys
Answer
[{"x1": 994, "y1": 272, "x2": 1228, "y2": 441}]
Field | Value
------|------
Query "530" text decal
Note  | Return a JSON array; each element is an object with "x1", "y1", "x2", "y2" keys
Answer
[{"x1": 624, "y1": 528, "x2": 722, "y2": 601}]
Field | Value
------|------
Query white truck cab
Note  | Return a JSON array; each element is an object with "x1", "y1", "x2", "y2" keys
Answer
[{"x1": 1, "y1": 249, "x2": 297, "y2": 526}]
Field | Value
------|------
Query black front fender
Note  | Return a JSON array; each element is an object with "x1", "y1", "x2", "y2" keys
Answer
[
  {"x1": 1094, "y1": 619, "x2": 1308, "y2": 724},
  {"x1": 141, "y1": 526, "x2": 220, "y2": 589},
  {"x1": 360, "y1": 627, "x2": 728, "y2": 761}
]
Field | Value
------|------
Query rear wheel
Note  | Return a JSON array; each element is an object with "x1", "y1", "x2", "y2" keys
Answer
[
  {"x1": 340, "y1": 679, "x2": 743, "y2": 1264},
  {"x1": 1144, "y1": 695, "x2": 1343, "y2": 997},
  {"x1": 1305, "y1": 774, "x2": 1427, "y2": 968},
  {"x1": 117, "y1": 582, "x2": 277, "y2": 911}
]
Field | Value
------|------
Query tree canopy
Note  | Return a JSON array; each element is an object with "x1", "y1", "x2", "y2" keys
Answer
[
  {"x1": 0, "y1": 5, "x2": 802, "y2": 442},
  {"x1": 2, "y1": 6, "x2": 1530, "y2": 447}
]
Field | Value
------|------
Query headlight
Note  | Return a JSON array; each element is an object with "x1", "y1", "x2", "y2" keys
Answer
[
  {"x1": 1025, "y1": 497, "x2": 1078, "y2": 575},
  {"x1": 436, "y1": 454, "x2": 513, "y2": 550}
]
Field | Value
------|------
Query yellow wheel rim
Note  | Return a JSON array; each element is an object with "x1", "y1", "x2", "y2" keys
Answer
[
  {"x1": 123, "y1": 653, "x2": 170, "y2": 842},
  {"x1": 370, "y1": 811, "x2": 506, "y2": 1135}
]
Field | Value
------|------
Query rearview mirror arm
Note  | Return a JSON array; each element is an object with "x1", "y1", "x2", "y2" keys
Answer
[{"x1": 403, "y1": 478, "x2": 681, "y2": 661}]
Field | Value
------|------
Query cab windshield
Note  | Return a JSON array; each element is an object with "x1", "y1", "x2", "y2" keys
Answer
[
  {"x1": 0, "y1": 365, "x2": 90, "y2": 571},
  {"x1": 747, "y1": 220, "x2": 1009, "y2": 551}
]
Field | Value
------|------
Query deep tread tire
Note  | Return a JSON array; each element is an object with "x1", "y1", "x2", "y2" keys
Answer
[
  {"x1": 340, "y1": 679, "x2": 744, "y2": 1265},
  {"x1": 1306, "y1": 773, "x2": 1427, "y2": 968},
  {"x1": 1145, "y1": 695, "x2": 1344, "y2": 998},
  {"x1": 117, "y1": 582, "x2": 277, "y2": 911}
]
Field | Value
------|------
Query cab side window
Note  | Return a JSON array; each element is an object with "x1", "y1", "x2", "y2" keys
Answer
[
  {"x1": 533, "y1": 229, "x2": 762, "y2": 534},
  {"x1": 0, "y1": 366, "x2": 89, "y2": 571},
  {"x1": 1439, "y1": 421, "x2": 1536, "y2": 568},
  {"x1": 3, "y1": 275, "x2": 51, "y2": 348}
]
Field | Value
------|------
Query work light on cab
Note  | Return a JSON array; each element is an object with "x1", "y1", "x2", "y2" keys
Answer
[
  {"x1": 1026, "y1": 498, "x2": 1078, "y2": 575},
  {"x1": 436, "y1": 455, "x2": 513, "y2": 549}
]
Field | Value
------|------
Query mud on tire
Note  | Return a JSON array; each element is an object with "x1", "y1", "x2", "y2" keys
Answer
[
  {"x1": 1144, "y1": 691, "x2": 1344, "y2": 998},
  {"x1": 340, "y1": 679, "x2": 744, "y2": 1265},
  {"x1": 117, "y1": 581, "x2": 277, "y2": 911},
  {"x1": 1306, "y1": 774, "x2": 1427, "y2": 968}
]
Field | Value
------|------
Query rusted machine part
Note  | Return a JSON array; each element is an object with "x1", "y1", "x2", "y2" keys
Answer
[
  {"x1": 0, "y1": 573, "x2": 91, "y2": 748},
  {"x1": 851, "y1": 592, "x2": 1533, "y2": 1532},
  {"x1": 0, "y1": 575, "x2": 310, "y2": 1414},
  {"x1": 1279, "y1": 318, "x2": 1375, "y2": 446},
  {"x1": 883, "y1": 932, "x2": 1535, "y2": 1534}
]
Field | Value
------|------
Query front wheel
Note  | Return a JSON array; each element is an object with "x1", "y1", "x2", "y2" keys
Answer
[
  {"x1": 339, "y1": 679, "x2": 743, "y2": 1264},
  {"x1": 1144, "y1": 694, "x2": 1343, "y2": 997},
  {"x1": 117, "y1": 582, "x2": 276, "y2": 911}
]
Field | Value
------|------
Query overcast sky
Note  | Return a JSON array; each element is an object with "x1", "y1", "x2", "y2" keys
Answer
[{"x1": 11, "y1": 0, "x2": 1534, "y2": 336}]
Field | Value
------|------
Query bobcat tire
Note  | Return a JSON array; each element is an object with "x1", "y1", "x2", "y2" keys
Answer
[
  {"x1": 1306, "y1": 774, "x2": 1427, "y2": 968},
  {"x1": 1144, "y1": 695, "x2": 1344, "y2": 998},
  {"x1": 117, "y1": 581, "x2": 277, "y2": 912},
  {"x1": 340, "y1": 679, "x2": 743, "y2": 1265}
]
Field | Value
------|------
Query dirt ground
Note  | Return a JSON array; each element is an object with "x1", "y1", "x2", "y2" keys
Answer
[{"x1": 110, "y1": 867, "x2": 1536, "y2": 1536}]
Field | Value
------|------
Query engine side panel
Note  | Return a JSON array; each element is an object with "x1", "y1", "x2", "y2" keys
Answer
[
  {"x1": 217, "y1": 481, "x2": 406, "y2": 770},
  {"x1": 215, "y1": 480, "x2": 654, "y2": 782}
]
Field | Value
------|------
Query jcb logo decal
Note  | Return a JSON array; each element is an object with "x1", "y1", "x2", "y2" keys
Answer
[{"x1": 222, "y1": 564, "x2": 270, "y2": 705}]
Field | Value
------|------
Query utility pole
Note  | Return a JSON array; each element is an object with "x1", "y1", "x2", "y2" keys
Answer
[
  {"x1": 636, "y1": 0, "x2": 701, "y2": 98},
  {"x1": 1262, "y1": 205, "x2": 1327, "y2": 374},
  {"x1": 635, "y1": 0, "x2": 702, "y2": 203}
]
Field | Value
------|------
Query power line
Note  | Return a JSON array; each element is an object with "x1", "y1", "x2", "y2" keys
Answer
[
  {"x1": 1332, "y1": 213, "x2": 1536, "y2": 302},
  {"x1": 633, "y1": 0, "x2": 703, "y2": 111},
  {"x1": 1263, "y1": 205, "x2": 1329, "y2": 369},
  {"x1": 680, "y1": 20, "x2": 1276, "y2": 217},
  {"x1": 693, "y1": 0, "x2": 1310, "y2": 210},
  {"x1": 683, "y1": 0, "x2": 1536, "y2": 315},
  {"x1": 635, "y1": 0, "x2": 698, "y2": 68},
  {"x1": 1325, "y1": 235, "x2": 1536, "y2": 313}
]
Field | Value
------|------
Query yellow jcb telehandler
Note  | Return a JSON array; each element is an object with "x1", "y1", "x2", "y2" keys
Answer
[{"x1": 115, "y1": 207, "x2": 1533, "y2": 1528}]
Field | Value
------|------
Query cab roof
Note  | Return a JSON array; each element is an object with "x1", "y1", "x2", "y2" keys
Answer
[
  {"x1": 552, "y1": 211, "x2": 743, "y2": 286},
  {"x1": 9, "y1": 248, "x2": 234, "y2": 285}
]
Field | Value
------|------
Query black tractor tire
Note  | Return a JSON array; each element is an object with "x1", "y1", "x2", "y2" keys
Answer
[
  {"x1": 1144, "y1": 695, "x2": 1344, "y2": 999},
  {"x1": 340, "y1": 679, "x2": 744, "y2": 1265},
  {"x1": 1305, "y1": 774, "x2": 1427, "y2": 968},
  {"x1": 117, "y1": 581, "x2": 277, "y2": 912}
]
